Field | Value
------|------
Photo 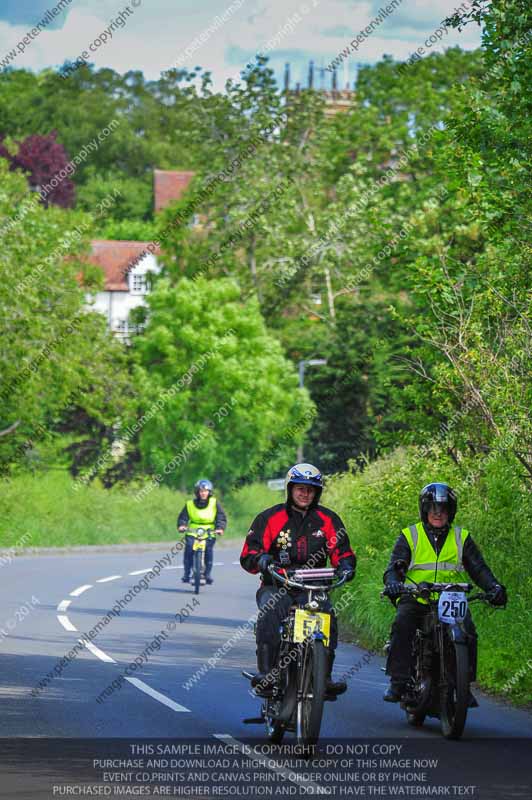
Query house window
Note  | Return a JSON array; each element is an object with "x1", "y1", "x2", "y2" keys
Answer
[
  {"x1": 131, "y1": 273, "x2": 147, "y2": 294},
  {"x1": 115, "y1": 319, "x2": 128, "y2": 334}
]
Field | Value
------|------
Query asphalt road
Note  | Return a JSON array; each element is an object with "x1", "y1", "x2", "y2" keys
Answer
[{"x1": 0, "y1": 542, "x2": 531, "y2": 798}]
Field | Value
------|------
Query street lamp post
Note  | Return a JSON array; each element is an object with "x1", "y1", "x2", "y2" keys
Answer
[{"x1": 297, "y1": 358, "x2": 327, "y2": 462}]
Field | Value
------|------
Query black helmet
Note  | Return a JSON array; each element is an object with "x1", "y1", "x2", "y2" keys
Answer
[
  {"x1": 285, "y1": 463, "x2": 323, "y2": 504},
  {"x1": 194, "y1": 478, "x2": 213, "y2": 498},
  {"x1": 419, "y1": 482, "x2": 457, "y2": 526}
]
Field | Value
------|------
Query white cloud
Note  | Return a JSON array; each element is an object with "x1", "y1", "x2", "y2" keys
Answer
[{"x1": 0, "y1": 0, "x2": 481, "y2": 90}]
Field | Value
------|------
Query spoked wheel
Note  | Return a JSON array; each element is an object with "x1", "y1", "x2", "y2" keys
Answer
[
  {"x1": 193, "y1": 550, "x2": 202, "y2": 595},
  {"x1": 440, "y1": 642, "x2": 469, "y2": 740},
  {"x1": 296, "y1": 640, "x2": 327, "y2": 746}
]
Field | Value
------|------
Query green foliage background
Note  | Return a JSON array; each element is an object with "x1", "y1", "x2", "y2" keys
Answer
[{"x1": 324, "y1": 447, "x2": 532, "y2": 705}]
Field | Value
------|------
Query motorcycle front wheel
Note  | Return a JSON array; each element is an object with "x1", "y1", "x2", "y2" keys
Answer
[
  {"x1": 193, "y1": 550, "x2": 202, "y2": 595},
  {"x1": 296, "y1": 640, "x2": 327, "y2": 746},
  {"x1": 440, "y1": 642, "x2": 469, "y2": 740}
]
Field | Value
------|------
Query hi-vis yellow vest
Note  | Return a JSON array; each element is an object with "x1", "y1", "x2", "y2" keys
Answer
[
  {"x1": 403, "y1": 522, "x2": 469, "y2": 603},
  {"x1": 186, "y1": 497, "x2": 217, "y2": 532}
]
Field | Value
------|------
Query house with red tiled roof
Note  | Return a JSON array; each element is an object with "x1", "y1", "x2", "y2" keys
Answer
[
  {"x1": 85, "y1": 169, "x2": 194, "y2": 341},
  {"x1": 154, "y1": 169, "x2": 195, "y2": 213},
  {"x1": 86, "y1": 240, "x2": 161, "y2": 340}
]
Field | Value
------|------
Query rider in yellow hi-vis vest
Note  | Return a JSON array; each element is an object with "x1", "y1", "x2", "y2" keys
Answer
[
  {"x1": 177, "y1": 479, "x2": 227, "y2": 585},
  {"x1": 382, "y1": 482, "x2": 507, "y2": 704},
  {"x1": 402, "y1": 521, "x2": 470, "y2": 601}
]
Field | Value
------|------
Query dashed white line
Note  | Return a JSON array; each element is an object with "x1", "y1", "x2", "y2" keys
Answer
[
  {"x1": 97, "y1": 575, "x2": 122, "y2": 583},
  {"x1": 84, "y1": 641, "x2": 116, "y2": 663},
  {"x1": 129, "y1": 569, "x2": 151, "y2": 575},
  {"x1": 57, "y1": 615, "x2": 77, "y2": 632},
  {"x1": 163, "y1": 566, "x2": 180, "y2": 570},
  {"x1": 57, "y1": 599, "x2": 71, "y2": 613},
  {"x1": 70, "y1": 584, "x2": 92, "y2": 597},
  {"x1": 125, "y1": 678, "x2": 190, "y2": 712},
  {"x1": 232, "y1": 561, "x2": 240, "y2": 565}
]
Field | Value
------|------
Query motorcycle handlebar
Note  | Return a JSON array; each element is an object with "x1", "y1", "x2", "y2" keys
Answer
[
  {"x1": 180, "y1": 527, "x2": 216, "y2": 535},
  {"x1": 268, "y1": 564, "x2": 347, "y2": 591},
  {"x1": 380, "y1": 583, "x2": 501, "y2": 606}
]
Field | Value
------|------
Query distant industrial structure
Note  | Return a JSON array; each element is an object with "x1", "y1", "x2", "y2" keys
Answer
[{"x1": 283, "y1": 61, "x2": 355, "y2": 117}]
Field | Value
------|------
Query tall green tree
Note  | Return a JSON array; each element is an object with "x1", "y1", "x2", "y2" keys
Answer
[
  {"x1": 0, "y1": 161, "x2": 134, "y2": 472},
  {"x1": 133, "y1": 276, "x2": 314, "y2": 490}
]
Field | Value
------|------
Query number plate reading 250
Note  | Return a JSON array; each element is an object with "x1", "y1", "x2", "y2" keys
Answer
[
  {"x1": 438, "y1": 591, "x2": 468, "y2": 623},
  {"x1": 293, "y1": 609, "x2": 330, "y2": 645}
]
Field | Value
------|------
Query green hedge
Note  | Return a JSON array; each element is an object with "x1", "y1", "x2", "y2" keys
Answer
[
  {"x1": 322, "y1": 448, "x2": 532, "y2": 705},
  {"x1": 0, "y1": 472, "x2": 278, "y2": 548},
  {"x1": 0, "y1": 471, "x2": 186, "y2": 547}
]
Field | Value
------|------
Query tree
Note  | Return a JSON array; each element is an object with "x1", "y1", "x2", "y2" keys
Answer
[
  {"x1": 386, "y1": 0, "x2": 532, "y2": 480},
  {"x1": 132, "y1": 276, "x2": 314, "y2": 489},
  {"x1": 0, "y1": 161, "x2": 134, "y2": 473},
  {"x1": 0, "y1": 131, "x2": 75, "y2": 207}
]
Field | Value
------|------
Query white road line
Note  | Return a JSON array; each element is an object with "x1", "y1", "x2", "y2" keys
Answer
[
  {"x1": 84, "y1": 641, "x2": 116, "y2": 663},
  {"x1": 96, "y1": 575, "x2": 122, "y2": 583},
  {"x1": 232, "y1": 561, "x2": 240, "y2": 565},
  {"x1": 125, "y1": 678, "x2": 190, "y2": 712},
  {"x1": 70, "y1": 584, "x2": 92, "y2": 597},
  {"x1": 213, "y1": 562, "x2": 224, "y2": 566},
  {"x1": 129, "y1": 569, "x2": 151, "y2": 575},
  {"x1": 164, "y1": 566, "x2": 179, "y2": 570},
  {"x1": 213, "y1": 734, "x2": 322, "y2": 790},
  {"x1": 57, "y1": 599, "x2": 71, "y2": 613},
  {"x1": 57, "y1": 615, "x2": 77, "y2": 632}
]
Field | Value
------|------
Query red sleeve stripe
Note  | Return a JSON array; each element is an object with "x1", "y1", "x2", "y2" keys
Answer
[{"x1": 263, "y1": 508, "x2": 289, "y2": 553}]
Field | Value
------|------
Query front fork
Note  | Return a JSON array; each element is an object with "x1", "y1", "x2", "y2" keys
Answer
[{"x1": 438, "y1": 621, "x2": 468, "y2": 689}]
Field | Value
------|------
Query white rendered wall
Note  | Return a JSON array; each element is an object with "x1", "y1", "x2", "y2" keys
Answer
[{"x1": 85, "y1": 253, "x2": 160, "y2": 340}]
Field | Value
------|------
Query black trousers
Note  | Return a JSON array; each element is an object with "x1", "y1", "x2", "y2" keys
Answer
[
  {"x1": 255, "y1": 585, "x2": 338, "y2": 651},
  {"x1": 386, "y1": 597, "x2": 477, "y2": 683},
  {"x1": 183, "y1": 535, "x2": 215, "y2": 578}
]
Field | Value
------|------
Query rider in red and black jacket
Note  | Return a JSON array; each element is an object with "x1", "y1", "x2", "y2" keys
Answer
[{"x1": 240, "y1": 463, "x2": 356, "y2": 698}]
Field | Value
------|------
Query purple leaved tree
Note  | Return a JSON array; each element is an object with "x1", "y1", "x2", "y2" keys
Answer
[{"x1": 0, "y1": 131, "x2": 75, "y2": 208}]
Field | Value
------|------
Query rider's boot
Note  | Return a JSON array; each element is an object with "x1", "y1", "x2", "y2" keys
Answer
[
  {"x1": 325, "y1": 652, "x2": 347, "y2": 699},
  {"x1": 383, "y1": 679, "x2": 407, "y2": 702},
  {"x1": 181, "y1": 574, "x2": 190, "y2": 583},
  {"x1": 204, "y1": 570, "x2": 214, "y2": 585},
  {"x1": 251, "y1": 643, "x2": 276, "y2": 698}
]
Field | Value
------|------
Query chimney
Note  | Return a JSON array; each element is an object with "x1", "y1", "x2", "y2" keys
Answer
[
  {"x1": 308, "y1": 60, "x2": 314, "y2": 89},
  {"x1": 284, "y1": 62, "x2": 290, "y2": 91},
  {"x1": 332, "y1": 68, "x2": 337, "y2": 92}
]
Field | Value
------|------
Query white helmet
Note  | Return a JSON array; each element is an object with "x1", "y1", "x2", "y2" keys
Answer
[{"x1": 285, "y1": 463, "x2": 323, "y2": 503}]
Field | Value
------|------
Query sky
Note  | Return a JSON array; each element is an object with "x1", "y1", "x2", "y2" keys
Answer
[{"x1": 0, "y1": 0, "x2": 482, "y2": 90}]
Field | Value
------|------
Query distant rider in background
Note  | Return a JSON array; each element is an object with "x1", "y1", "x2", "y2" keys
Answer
[
  {"x1": 383, "y1": 481, "x2": 507, "y2": 704},
  {"x1": 178, "y1": 479, "x2": 226, "y2": 585}
]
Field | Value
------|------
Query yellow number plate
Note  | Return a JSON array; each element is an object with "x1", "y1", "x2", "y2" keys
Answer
[
  {"x1": 293, "y1": 609, "x2": 330, "y2": 646},
  {"x1": 192, "y1": 539, "x2": 206, "y2": 551}
]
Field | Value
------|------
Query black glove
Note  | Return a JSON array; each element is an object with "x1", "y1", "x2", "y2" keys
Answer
[
  {"x1": 257, "y1": 554, "x2": 274, "y2": 575},
  {"x1": 385, "y1": 580, "x2": 404, "y2": 600},
  {"x1": 336, "y1": 565, "x2": 354, "y2": 582},
  {"x1": 488, "y1": 583, "x2": 507, "y2": 607}
]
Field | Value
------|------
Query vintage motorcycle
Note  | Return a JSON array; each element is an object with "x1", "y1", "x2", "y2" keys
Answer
[
  {"x1": 243, "y1": 565, "x2": 348, "y2": 746},
  {"x1": 382, "y1": 579, "x2": 501, "y2": 739},
  {"x1": 182, "y1": 527, "x2": 216, "y2": 595}
]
